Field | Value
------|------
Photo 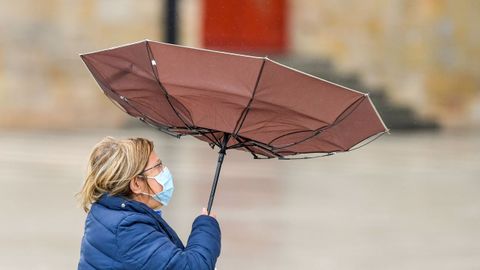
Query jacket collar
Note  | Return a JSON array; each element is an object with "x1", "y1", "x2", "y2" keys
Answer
[{"x1": 97, "y1": 193, "x2": 185, "y2": 249}]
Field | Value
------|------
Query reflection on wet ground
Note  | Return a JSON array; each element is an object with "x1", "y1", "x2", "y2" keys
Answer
[{"x1": 0, "y1": 129, "x2": 479, "y2": 269}]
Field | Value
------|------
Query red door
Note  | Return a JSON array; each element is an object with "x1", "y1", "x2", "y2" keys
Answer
[{"x1": 202, "y1": 0, "x2": 288, "y2": 54}]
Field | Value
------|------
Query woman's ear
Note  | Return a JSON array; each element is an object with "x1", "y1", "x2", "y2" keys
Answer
[{"x1": 130, "y1": 176, "x2": 144, "y2": 194}]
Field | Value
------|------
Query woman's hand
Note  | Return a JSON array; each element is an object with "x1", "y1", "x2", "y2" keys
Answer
[{"x1": 201, "y1": 207, "x2": 217, "y2": 219}]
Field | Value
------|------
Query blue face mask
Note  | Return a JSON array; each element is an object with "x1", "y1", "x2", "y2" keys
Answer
[{"x1": 141, "y1": 166, "x2": 174, "y2": 206}]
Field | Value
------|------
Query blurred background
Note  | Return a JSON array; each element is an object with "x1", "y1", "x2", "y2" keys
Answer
[{"x1": 0, "y1": 0, "x2": 479, "y2": 269}]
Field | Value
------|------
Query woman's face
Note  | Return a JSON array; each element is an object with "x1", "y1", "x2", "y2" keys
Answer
[{"x1": 134, "y1": 150, "x2": 165, "y2": 209}]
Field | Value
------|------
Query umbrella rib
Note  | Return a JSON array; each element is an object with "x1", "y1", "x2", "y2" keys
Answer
[
  {"x1": 118, "y1": 94, "x2": 221, "y2": 146},
  {"x1": 166, "y1": 125, "x2": 224, "y2": 148},
  {"x1": 145, "y1": 41, "x2": 194, "y2": 129},
  {"x1": 200, "y1": 131, "x2": 222, "y2": 148},
  {"x1": 330, "y1": 95, "x2": 368, "y2": 127},
  {"x1": 267, "y1": 128, "x2": 331, "y2": 150},
  {"x1": 227, "y1": 134, "x2": 269, "y2": 150},
  {"x1": 248, "y1": 142, "x2": 283, "y2": 158},
  {"x1": 347, "y1": 131, "x2": 387, "y2": 151},
  {"x1": 226, "y1": 95, "x2": 368, "y2": 156},
  {"x1": 367, "y1": 95, "x2": 390, "y2": 133},
  {"x1": 265, "y1": 95, "x2": 368, "y2": 151},
  {"x1": 168, "y1": 126, "x2": 223, "y2": 148},
  {"x1": 140, "y1": 119, "x2": 183, "y2": 138},
  {"x1": 227, "y1": 135, "x2": 283, "y2": 158},
  {"x1": 144, "y1": 42, "x2": 224, "y2": 147},
  {"x1": 279, "y1": 131, "x2": 387, "y2": 160},
  {"x1": 232, "y1": 139, "x2": 335, "y2": 160},
  {"x1": 278, "y1": 152, "x2": 336, "y2": 160},
  {"x1": 81, "y1": 59, "x2": 130, "y2": 114},
  {"x1": 269, "y1": 134, "x2": 346, "y2": 154},
  {"x1": 231, "y1": 58, "x2": 267, "y2": 137},
  {"x1": 117, "y1": 97, "x2": 185, "y2": 138},
  {"x1": 81, "y1": 59, "x2": 185, "y2": 139},
  {"x1": 169, "y1": 124, "x2": 223, "y2": 147},
  {"x1": 196, "y1": 132, "x2": 222, "y2": 148},
  {"x1": 233, "y1": 136, "x2": 259, "y2": 159}
]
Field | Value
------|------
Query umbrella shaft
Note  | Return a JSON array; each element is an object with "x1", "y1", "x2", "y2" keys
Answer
[
  {"x1": 207, "y1": 134, "x2": 230, "y2": 215},
  {"x1": 207, "y1": 151, "x2": 225, "y2": 214}
]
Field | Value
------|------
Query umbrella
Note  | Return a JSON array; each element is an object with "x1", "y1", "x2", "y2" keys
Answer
[{"x1": 80, "y1": 40, "x2": 388, "y2": 213}]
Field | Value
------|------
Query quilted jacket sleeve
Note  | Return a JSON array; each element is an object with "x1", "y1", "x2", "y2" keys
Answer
[{"x1": 116, "y1": 214, "x2": 221, "y2": 270}]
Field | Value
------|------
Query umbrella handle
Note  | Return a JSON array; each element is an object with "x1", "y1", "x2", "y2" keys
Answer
[{"x1": 206, "y1": 134, "x2": 230, "y2": 215}]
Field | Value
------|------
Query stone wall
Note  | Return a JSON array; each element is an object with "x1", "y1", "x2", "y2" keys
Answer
[{"x1": 0, "y1": 0, "x2": 161, "y2": 129}]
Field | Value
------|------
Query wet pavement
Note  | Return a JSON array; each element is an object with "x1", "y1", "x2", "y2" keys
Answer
[{"x1": 0, "y1": 128, "x2": 479, "y2": 269}]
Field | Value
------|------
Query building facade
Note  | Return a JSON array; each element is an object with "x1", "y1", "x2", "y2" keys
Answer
[{"x1": 1, "y1": 0, "x2": 478, "y2": 129}]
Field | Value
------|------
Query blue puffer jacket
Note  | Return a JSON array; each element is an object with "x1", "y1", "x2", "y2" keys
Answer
[{"x1": 78, "y1": 194, "x2": 221, "y2": 269}]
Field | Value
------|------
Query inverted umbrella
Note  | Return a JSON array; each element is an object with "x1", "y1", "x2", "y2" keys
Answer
[{"x1": 81, "y1": 40, "x2": 388, "y2": 213}]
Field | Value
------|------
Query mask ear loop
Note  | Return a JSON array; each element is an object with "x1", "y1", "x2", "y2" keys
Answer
[{"x1": 135, "y1": 175, "x2": 156, "y2": 198}]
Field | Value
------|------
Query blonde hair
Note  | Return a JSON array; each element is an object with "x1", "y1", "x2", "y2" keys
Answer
[{"x1": 78, "y1": 136, "x2": 154, "y2": 212}]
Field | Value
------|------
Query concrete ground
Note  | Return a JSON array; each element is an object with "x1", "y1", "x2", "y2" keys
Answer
[{"x1": 0, "y1": 128, "x2": 479, "y2": 269}]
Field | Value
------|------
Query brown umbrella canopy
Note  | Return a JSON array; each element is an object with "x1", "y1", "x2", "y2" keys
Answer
[{"x1": 81, "y1": 40, "x2": 388, "y2": 159}]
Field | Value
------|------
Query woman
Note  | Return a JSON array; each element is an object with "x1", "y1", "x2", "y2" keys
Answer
[{"x1": 77, "y1": 137, "x2": 221, "y2": 270}]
